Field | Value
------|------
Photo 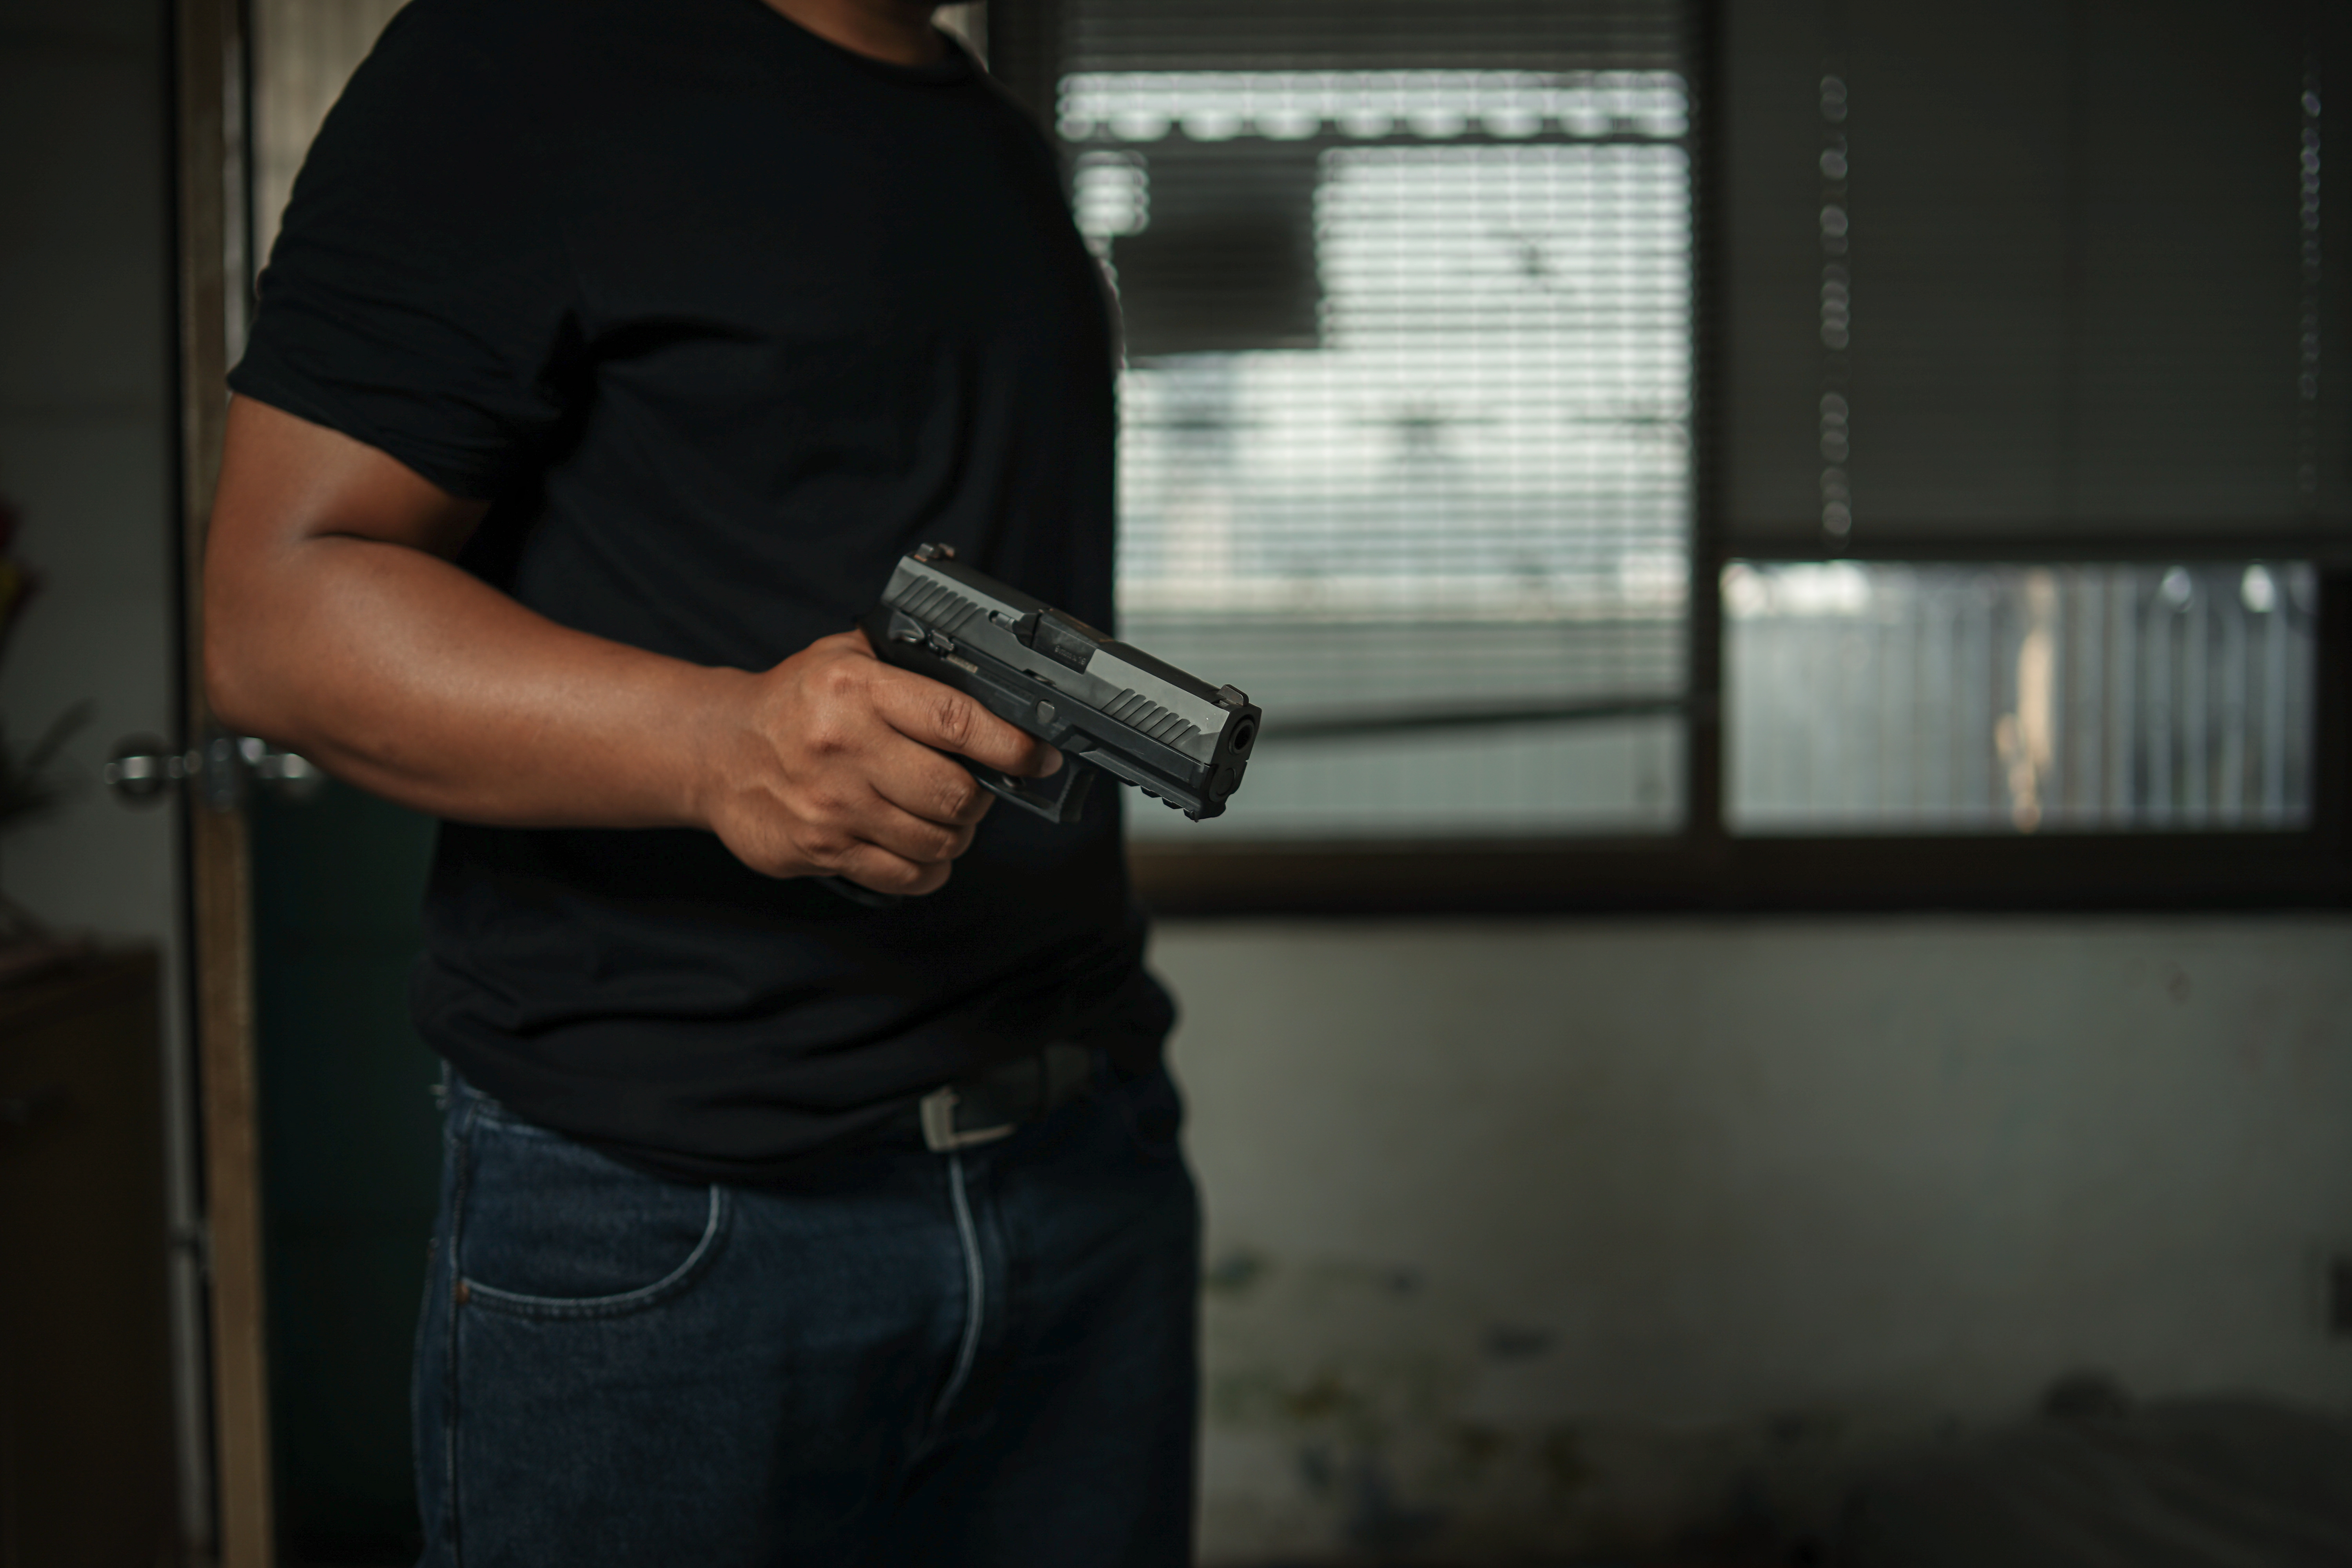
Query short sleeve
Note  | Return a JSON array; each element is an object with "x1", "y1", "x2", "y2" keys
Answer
[{"x1": 228, "y1": 0, "x2": 577, "y2": 501}]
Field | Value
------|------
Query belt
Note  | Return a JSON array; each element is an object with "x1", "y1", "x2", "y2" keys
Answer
[{"x1": 905, "y1": 1042, "x2": 1099, "y2": 1152}]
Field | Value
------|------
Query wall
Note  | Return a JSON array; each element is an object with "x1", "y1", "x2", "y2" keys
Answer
[
  {"x1": 0, "y1": 0, "x2": 206, "y2": 1544},
  {"x1": 1156, "y1": 916, "x2": 2352, "y2": 1562},
  {"x1": 0, "y1": 9, "x2": 180, "y2": 922}
]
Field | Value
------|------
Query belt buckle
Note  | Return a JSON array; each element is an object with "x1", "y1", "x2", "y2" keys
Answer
[{"x1": 918, "y1": 1085, "x2": 1016, "y2": 1152}]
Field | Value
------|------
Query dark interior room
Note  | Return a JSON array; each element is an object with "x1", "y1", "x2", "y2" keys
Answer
[{"x1": 0, "y1": 0, "x2": 2346, "y2": 1564}]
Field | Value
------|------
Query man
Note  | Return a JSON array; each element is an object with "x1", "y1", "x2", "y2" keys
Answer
[{"x1": 203, "y1": 0, "x2": 1198, "y2": 1562}]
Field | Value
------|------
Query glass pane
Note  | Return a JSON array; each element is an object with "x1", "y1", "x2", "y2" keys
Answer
[
  {"x1": 1073, "y1": 70, "x2": 1695, "y2": 838},
  {"x1": 1127, "y1": 617, "x2": 1683, "y2": 839},
  {"x1": 1725, "y1": 562, "x2": 2319, "y2": 833}
]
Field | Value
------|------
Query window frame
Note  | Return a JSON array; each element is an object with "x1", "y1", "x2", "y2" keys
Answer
[{"x1": 989, "y1": 0, "x2": 2352, "y2": 915}]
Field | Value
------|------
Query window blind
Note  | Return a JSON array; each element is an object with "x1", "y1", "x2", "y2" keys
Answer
[
  {"x1": 1722, "y1": 0, "x2": 2351, "y2": 548},
  {"x1": 1029, "y1": 0, "x2": 1697, "y2": 838}
]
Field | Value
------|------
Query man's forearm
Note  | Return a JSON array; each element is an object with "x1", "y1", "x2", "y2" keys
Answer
[{"x1": 207, "y1": 528, "x2": 743, "y2": 830}]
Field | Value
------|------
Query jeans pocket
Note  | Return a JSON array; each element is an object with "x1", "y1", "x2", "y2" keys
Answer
[{"x1": 454, "y1": 1107, "x2": 730, "y2": 1320}]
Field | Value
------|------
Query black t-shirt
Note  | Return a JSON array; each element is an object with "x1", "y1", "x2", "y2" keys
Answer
[{"x1": 229, "y1": 0, "x2": 1172, "y2": 1183}]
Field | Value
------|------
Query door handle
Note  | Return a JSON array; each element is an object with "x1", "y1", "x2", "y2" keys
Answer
[{"x1": 104, "y1": 731, "x2": 325, "y2": 811}]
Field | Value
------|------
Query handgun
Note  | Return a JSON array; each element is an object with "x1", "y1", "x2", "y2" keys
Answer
[{"x1": 861, "y1": 544, "x2": 1261, "y2": 824}]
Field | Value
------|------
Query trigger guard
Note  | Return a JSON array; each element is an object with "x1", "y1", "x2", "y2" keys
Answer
[{"x1": 968, "y1": 756, "x2": 1096, "y2": 824}]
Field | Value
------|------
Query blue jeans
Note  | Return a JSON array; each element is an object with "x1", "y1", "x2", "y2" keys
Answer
[{"x1": 413, "y1": 1061, "x2": 1200, "y2": 1566}]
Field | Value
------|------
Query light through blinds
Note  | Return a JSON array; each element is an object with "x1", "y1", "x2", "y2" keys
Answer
[{"x1": 1058, "y1": 6, "x2": 1695, "y2": 840}]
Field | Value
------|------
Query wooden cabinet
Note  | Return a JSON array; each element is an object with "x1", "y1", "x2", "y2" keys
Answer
[{"x1": 0, "y1": 950, "x2": 175, "y2": 1568}]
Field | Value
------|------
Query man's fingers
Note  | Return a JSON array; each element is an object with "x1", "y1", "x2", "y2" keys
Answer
[
  {"x1": 869, "y1": 664, "x2": 1063, "y2": 778},
  {"x1": 871, "y1": 746, "x2": 999, "y2": 829},
  {"x1": 854, "y1": 793, "x2": 980, "y2": 867},
  {"x1": 713, "y1": 630, "x2": 1073, "y2": 894},
  {"x1": 830, "y1": 841, "x2": 951, "y2": 898}
]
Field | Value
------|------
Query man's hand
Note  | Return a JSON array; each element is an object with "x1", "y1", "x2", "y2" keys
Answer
[
  {"x1": 703, "y1": 630, "x2": 1060, "y2": 895},
  {"x1": 205, "y1": 396, "x2": 1051, "y2": 896}
]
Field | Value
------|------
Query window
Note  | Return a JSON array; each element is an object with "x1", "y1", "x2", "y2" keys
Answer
[
  {"x1": 987, "y1": 0, "x2": 2352, "y2": 908},
  {"x1": 1708, "y1": 0, "x2": 2349, "y2": 898},
  {"x1": 1012, "y1": 2, "x2": 1697, "y2": 842}
]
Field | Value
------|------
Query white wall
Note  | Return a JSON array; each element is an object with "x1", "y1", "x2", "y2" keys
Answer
[{"x1": 1158, "y1": 916, "x2": 2352, "y2": 1562}]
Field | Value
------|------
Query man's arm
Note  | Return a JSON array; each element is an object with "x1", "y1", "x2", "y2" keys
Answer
[{"x1": 203, "y1": 397, "x2": 1057, "y2": 896}]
